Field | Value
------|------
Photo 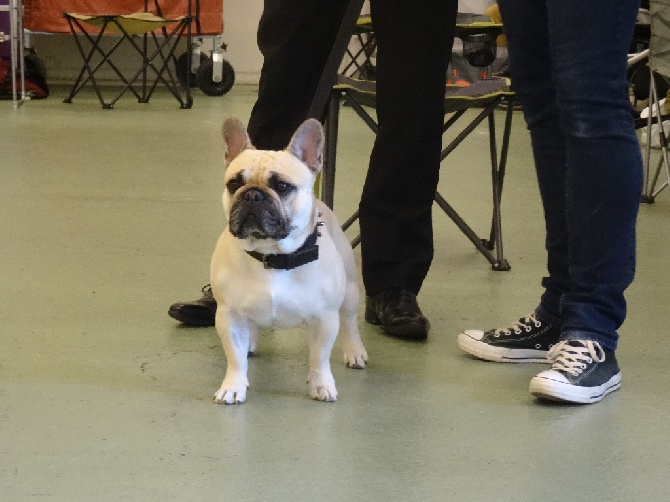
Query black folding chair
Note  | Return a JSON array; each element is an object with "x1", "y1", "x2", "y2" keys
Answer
[
  {"x1": 63, "y1": 0, "x2": 193, "y2": 109},
  {"x1": 320, "y1": 14, "x2": 515, "y2": 271}
]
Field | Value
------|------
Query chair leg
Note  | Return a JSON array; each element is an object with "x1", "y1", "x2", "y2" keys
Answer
[
  {"x1": 433, "y1": 191, "x2": 508, "y2": 270},
  {"x1": 484, "y1": 101, "x2": 511, "y2": 271},
  {"x1": 488, "y1": 97, "x2": 513, "y2": 244},
  {"x1": 64, "y1": 17, "x2": 138, "y2": 108},
  {"x1": 322, "y1": 90, "x2": 342, "y2": 210},
  {"x1": 139, "y1": 26, "x2": 193, "y2": 107},
  {"x1": 104, "y1": 19, "x2": 192, "y2": 109},
  {"x1": 650, "y1": 74, "x2": 670, "y2": 198},
  {"x1": 324, "y1": 91, "x2": 363, "y2": 249},
  {"x1": 651, "y1": 142, "x2": 670, "y2": 199},
  {"x1": 641, "y1": 70, "x2": 670, "y2": 201},
  {"x1": 437, "y1": 101, "x2": 511, "y2": 270},
  {"x1": 440, "y1": 105, "x2": 494, "y2": 161}
]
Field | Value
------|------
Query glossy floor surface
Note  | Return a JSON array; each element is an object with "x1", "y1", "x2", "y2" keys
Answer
[{"x1": 2, "y1": 85, "x2": 670, "y2": 501}]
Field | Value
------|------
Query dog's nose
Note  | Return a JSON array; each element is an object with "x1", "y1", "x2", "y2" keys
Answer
[{"x1": 243, "y1": 188, "x2": 266, "y2": 202}]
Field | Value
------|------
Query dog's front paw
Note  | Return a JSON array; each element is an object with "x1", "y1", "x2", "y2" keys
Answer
[
  {"x1": 343, "y1": 340, "x2": 368, "y2": 369},
  {"x1": 307, "y1": 370, "x2": 338, "y2": 402},
  {"x1": 213, "y1": 377, "x2": 249, "y2": 405}
]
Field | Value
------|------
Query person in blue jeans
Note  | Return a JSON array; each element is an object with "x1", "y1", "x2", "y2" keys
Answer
[{"x1": 458, "y1": 0, "x2": 643, "y2": 404}]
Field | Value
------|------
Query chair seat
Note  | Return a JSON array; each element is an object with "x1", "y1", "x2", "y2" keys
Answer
[
  {"x1": 64, "y1": 12, "x2": 185, "y2": 36},
  {"x1": 335, "y1": 74, "x2": 514, "y2": 112}
]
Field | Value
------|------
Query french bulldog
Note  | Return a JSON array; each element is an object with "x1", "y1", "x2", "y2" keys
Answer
[{"x1": 210, "y1": 117, "x2": 368, "y2": 404}]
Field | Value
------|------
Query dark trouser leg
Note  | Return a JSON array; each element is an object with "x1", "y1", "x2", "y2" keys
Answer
[
  {"x1": 360, "y1": 0, "x2": 458, "y2": 296},
  {"x1": 247, "y1": 0, "x2": 349, "y2": 150}
]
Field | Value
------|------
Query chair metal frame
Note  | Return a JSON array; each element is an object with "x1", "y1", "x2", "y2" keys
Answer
[
  {"x1": 63, "y1": 0, "x2": 193, "y2": 109},
  {"x1": 630, "y1": 48, "x2": 670, "y2": 202},
  {"x1": 322, "y1": 76, "x2": 514, "y2": 271}
]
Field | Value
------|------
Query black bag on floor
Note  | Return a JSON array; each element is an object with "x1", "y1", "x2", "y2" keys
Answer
[{"x1": 0, "y1": 52, "x2": 49, "y2": 100}]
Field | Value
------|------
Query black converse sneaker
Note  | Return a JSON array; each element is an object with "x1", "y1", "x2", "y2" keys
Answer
[
  {"x1": 458, "y1": 313, "x2": 559, "y2": 363},
  {"x1": 529, "y1": 340, "x2": 621, "y2": 404}
]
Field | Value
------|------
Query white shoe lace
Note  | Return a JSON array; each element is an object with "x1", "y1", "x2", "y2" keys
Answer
[
  {"x1": 547, "y1": 340, "x2": 606, "y2": 377},
  {"x1": 493, "y1": 313, "x2": 542, "y2": 337}
]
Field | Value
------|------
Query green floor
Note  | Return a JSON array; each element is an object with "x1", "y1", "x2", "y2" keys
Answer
[{"x1": 2, "y1": 85, "x2": 670, "y2": 501}]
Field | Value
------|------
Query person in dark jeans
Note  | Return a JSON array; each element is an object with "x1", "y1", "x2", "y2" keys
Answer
[
  {"x1": 458, "y1": 0, "x2": 643, "y2": 404},
  {"x1": 169, "y1": 0, "x2": 458, "y2": 341}
]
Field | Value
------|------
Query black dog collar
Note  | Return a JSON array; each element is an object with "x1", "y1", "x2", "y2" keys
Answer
[{"x1": 246, "y1": 224, "x2": 321, "y2": 270}]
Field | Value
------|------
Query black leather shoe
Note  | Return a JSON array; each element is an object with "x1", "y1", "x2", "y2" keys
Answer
[
  {"x1": 168, "y1": 285, "x2": 216, "y2": 326},
  {"x1": 365, "y1": 289, "x2": 430, "y2": 341}
]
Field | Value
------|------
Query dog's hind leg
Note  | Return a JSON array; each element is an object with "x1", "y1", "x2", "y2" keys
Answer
[
  {"x1": 340, "y1": 282, "x2": 368, "y2": 369},
  {"x1": 248, "y1": 323, "x2": 259, "y2": 356}
]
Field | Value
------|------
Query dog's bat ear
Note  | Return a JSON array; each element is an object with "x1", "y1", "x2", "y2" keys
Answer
[
  {"x1": 222, "y1": 117, "x2": 254, "y2": 164},
  {"x1": 287, "y1": 118, "x2": 324, "y2": 174}
]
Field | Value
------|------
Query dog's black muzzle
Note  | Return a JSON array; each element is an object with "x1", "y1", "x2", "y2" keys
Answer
[{"x1": 228, "y1": 187, "x2": 289, "y2": 240}]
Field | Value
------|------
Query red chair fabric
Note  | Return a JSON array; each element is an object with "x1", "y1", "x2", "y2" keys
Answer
[{"x1": 23, "y1": 0, "x2": 223, "y2": 35}]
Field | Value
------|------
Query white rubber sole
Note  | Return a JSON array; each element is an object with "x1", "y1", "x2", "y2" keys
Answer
[
  {"x1": 457, "y1": 332, "x2": 550, "y2": 364},
  {"x1": 529, "y1": 370, "x2": 622, "y2": 404}
]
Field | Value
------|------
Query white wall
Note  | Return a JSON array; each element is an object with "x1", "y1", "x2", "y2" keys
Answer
[{"x1": 27, "y1": 0, "x2": 264, "y2": 85}]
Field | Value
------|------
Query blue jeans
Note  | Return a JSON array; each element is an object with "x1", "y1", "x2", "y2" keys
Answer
[{"x1": 498, "y1": 0, "x2": 643, "y2": 351}]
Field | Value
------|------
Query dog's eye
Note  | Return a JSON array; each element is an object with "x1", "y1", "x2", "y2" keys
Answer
[
  {"x1": 226, "y1": 177, "x2": 244, "y2": 194},
  {"x1": 275, "y1": 181, "x2": 296, "y2": 196},
  {"x1": 268, "y1": 175, "x2": 295, "y2": 196}
]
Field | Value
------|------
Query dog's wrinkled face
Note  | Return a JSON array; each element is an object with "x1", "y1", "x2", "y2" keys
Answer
[
  {"x1": 221, "y1": 117, "x2": 324, "y2": 245},
  {"x1": 225, "y1": 151, "x2": 310, "y2": 240}
]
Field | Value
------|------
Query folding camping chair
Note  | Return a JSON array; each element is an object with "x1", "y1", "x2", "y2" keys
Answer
[
  {"x1": 62, "y1": 0, "x2": 193, "y2": 109},
  {"x1": 633, "y1": 0, "x2": 670, "y2": 201},
  {"x1": 321, "y1": 14, "x2": 515, "y2": 271},
  {"x1": 339, "y1": 15, "x2": 376, "y2": 80}
]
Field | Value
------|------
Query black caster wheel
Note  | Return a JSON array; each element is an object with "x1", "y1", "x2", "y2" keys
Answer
[
  {"x1": 175, "y1": 52, "x2": 207, "y2": 88},
  {"x1": 197, "y1": 58, "x2": 235, "y2": 96}
]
